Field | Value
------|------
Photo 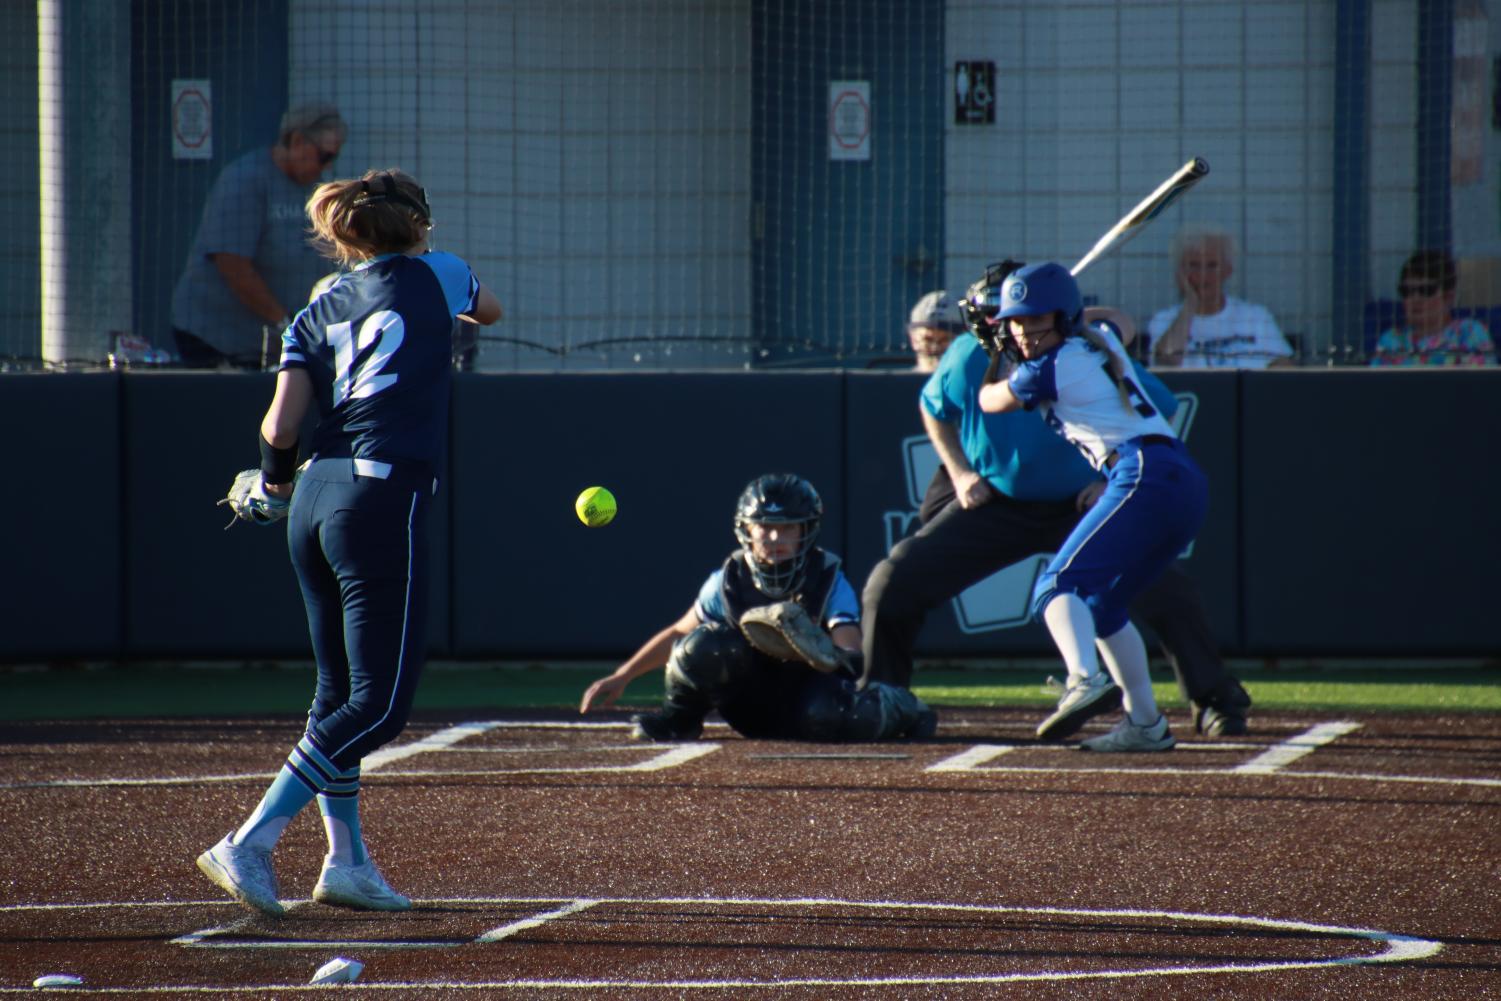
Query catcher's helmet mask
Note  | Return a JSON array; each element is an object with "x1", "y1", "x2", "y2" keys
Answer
[
  {"x1": 734, "y1": 473, "x2": 823, "y2": 599},
  {"x1": 961, "y1": 259, "x2": 1026, "y2": 360}
]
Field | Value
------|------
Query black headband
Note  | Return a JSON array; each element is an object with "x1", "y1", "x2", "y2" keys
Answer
[{"x1": 352, "y1": 174, "x2": 431, "y2": 223}]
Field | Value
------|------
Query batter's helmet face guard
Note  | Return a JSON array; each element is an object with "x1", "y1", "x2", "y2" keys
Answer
[
  {"x1": 998, "y1": 262, "x2": 1084, "y2": 337},
  {"x1": 734, "y1": 474, "x2": 823, "y2": 599}
]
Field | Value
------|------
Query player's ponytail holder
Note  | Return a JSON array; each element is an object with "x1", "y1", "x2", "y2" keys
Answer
[{"x1": 352, "y1": 174, "x2": 431, "y2": 224}]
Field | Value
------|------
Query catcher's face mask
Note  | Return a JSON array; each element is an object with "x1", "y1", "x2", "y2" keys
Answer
[
  {"x1": 733, "y1": 472, "x2": 823, "y2": 599},
  {"x1": 736, "y1": 517, "x2": 817, "y2": 599}
]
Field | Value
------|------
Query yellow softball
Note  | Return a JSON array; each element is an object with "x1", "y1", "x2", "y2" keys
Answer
[{"x1": 575, "y1": 486, "x2": 617, "y2": 527}]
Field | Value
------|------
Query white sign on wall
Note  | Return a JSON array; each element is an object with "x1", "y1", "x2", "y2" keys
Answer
[
  {"x1": 171, "y1": 80, "x2": 212, "y2": 160},
  {"x1": 828, "y1": 81, "x2": 870, "y2": 161}
]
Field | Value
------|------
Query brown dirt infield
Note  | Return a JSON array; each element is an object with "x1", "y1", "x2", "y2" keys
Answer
[{"x1": 1, "y1": 707, "x2": 1498, "y2": 998}]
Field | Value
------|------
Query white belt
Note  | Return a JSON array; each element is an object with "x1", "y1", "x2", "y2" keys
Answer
[{"x1": 353, "y1": 458, "x2": 392, "y2": 479}]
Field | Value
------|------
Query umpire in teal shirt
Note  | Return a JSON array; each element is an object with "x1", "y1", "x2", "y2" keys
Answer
[{"x1": 860, "y1": 327, "x2": 1251, "y2": 736}]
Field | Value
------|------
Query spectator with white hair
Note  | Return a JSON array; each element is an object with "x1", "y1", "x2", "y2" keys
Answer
[{"x1": 1148, "y1": 224, "x2": 1294, "y2": 369}]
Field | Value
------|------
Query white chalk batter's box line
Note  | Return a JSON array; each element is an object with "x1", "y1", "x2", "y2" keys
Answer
[
  {"x1": 0, "y1": 895, "x2": 1443, "y2": 994},
  {"x1": 5, "y1": 719, "x2": 1497, "y2": 790}
]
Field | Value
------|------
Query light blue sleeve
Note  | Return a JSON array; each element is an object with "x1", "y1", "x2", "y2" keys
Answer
[
  {"x1": 1130, "y1": 360, "x2": 1178, "y2": 419},
  {"x1": 825, "y1": 571, "x2": 860, "y2": 627},
  {"x1": 416, "y1": 251, "x2": 480, "y2": 319},
  {"x1": 694, "y1": 569, "x2": 728, "y2": 626}
]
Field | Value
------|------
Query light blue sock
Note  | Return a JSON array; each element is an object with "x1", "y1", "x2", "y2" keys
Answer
[
  {"x1": 316, "y1": 763, "x2": 366, "y2": 866},
  {"x1": 232, "y1": 734, "x2": 340, "y2": 851}
]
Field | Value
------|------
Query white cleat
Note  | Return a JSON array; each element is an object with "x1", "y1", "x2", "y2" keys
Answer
[
  {"x1": 1079, "y1": 713, "x2": 1177, "y2": 752},
  {"x1": 1036, "y1": 673, "x2": 1123, "y2": 741},
  {"x1": 196, "y1": 834, "x2": 285, "y2": 917},
  {"x1": 314, "y1": 858, "x2": 412, "y2": 911}
]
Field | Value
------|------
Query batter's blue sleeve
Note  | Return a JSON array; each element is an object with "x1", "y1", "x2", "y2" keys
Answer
[{"x1": 1008, "y1": 354, "x2": 1058, "y2": 408}]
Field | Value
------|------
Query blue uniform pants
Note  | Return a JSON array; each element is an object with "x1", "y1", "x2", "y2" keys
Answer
[
  {"x1": 288, "y1": 460, "x2": 434, "y2": 771},
  {"x1": 1032, "y1": 437, "x2": 1208, "y2": 637}
]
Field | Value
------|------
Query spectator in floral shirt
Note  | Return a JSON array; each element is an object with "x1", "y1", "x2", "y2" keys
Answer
[{"x1": 1372, "y1": 250, "x2": 1495, "y2": 367}]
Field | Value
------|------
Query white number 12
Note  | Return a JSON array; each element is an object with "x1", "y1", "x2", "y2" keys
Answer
[{"x1": 329, "y1": 310, "x2": 403, "y2": 404}]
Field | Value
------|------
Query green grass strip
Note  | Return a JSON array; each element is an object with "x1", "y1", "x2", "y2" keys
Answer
[{"x1": 0, "y1": 661, "x2": 1496, "y2": 721}]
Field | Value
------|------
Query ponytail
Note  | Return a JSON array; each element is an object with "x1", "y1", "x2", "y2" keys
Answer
[
  {"x1": 306, "y1": 168, "x2": 431, "y2": 267},
  {"x1": 1079, "y1": 324, "x2": 1135, "y2": 413}
]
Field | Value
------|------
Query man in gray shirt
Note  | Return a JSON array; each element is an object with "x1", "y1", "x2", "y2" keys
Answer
[{"x1": 170, "y1": 102, "x2": 348, "y2": 368}]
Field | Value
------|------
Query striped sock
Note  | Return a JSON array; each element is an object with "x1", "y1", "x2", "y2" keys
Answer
[
  {"x1": 231, "y1": 735, "x2": 341, "y2": 850},
  {"x1": 317, "y1": 763, "x2": 367, "y2": 866}
]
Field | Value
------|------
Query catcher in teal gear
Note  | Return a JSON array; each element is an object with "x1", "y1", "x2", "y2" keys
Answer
[{"x1": 579, "y1": 474, "x2": 935, "y2": 742}]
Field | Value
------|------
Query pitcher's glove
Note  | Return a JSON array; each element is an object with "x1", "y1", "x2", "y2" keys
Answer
[
  {"x1": 218, "y1": 469, "x2": 290, "y2": 528},
  {"x1": 739, "y1": 602, "x2": 846, "y2": 673}
]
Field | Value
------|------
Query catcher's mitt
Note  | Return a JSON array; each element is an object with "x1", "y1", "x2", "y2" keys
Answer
[
  {"x1": 739, "y1": 601, "x2": 845, "y2": 673},
  {"x1": 218, "y1": 468, "x2": 291, "y2": 528}
]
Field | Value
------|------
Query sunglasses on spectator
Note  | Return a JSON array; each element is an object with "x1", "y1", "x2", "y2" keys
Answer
[{"x1": 1398, "y1": 282, "x2": 1442, "y2": 298}]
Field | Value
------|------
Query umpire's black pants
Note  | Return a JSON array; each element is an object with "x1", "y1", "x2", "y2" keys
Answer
[{"x1": 860, "y1": 469, "x2": 1240, "y2": 711}]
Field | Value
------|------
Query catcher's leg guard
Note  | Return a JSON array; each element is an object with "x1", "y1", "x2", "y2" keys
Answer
[
  {"x1": 794, "y1": 678, "x2": 937, "y2": 742},
  {"x1": 660, "y1": 622, "x2": 754, "y2": 721}
]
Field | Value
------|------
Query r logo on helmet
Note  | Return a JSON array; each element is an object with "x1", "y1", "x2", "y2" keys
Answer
[{"x1": 1007, "y1": 281, "x2": 1027, "y2": 302}]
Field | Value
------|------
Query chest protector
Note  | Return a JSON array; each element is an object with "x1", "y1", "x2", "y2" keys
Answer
[{"x1": 719, "y1": 548, "x2": 841, "y2": 630}]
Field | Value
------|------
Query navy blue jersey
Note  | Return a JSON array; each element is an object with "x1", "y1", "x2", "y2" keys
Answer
[{"x1": 280, "y1": 251, "x2": 480, "y2": 469}]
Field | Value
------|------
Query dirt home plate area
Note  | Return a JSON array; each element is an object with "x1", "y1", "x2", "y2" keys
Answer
[{"x1": 0, "y1": 708, "x2": 1497, "y2": 998}]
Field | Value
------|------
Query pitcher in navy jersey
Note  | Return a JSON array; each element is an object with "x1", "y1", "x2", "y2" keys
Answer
[
  {"x1": 196, "y1": 169, "x2": 502, "y2": 916},
  {"x1": 979, "y1": 263, "x2": 1207, "y2": 753}
]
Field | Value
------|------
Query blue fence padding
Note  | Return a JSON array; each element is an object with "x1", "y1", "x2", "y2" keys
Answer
[
  {"x1": 1239, "y1": 368, "x2": 1498, "y2": 654},
  {"x1": 3, "y1": 369, "x2": 1498, "y2": 662},
  {"x1": 4, "y1": 374, "x2": 123, "y2": 659},
  {"x1": 119, "y1": 373, "x2": 452, "y2": 658},
  {"x1": 447, "y1": 372, "x2": 847, "y2": 657}
]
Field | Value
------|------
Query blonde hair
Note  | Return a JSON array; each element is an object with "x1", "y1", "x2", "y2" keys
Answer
[
  {"x1": 306, "y1": 168, "x2": 431, "y2": 267},
  {"x1": 1078, "y1": 325, "x2": 1135, "y2": 413}
]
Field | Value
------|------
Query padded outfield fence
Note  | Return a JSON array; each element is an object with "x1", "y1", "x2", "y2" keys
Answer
[
  {"x1": 4, "y1": 367, "x2": 1496, "y2": 663},
  {"x1": 2, "y1": 1, "x2": 1496, "y2": 370}
]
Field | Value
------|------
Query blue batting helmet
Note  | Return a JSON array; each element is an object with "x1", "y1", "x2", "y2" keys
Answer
[{"x1": 997, "y1": 262, "x2": 1084, "y2": 334}]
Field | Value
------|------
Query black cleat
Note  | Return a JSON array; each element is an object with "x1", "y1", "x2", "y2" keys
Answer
[
  {"x1": 630, "y1": 711, "x2": 704, "y2": 742},
  {"x1": 1197, "y1": 705, "x2": 1248, "y2": 737}
]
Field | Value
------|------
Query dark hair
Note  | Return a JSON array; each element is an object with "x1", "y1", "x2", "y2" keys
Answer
[
  {"x1": 1399, "y1": 249, "x2": 1457, "y2": 292},
  {"x1": 306, "y1": 168, "x2": 431, "y2": 267}
]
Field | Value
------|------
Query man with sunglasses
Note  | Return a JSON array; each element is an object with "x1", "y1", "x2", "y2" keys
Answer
[
  {"x1": 171, "y1": 102, "x2": 348, "y2": 368},
  {"x1": 1371, "y1": 250, "x2": 1496, "y2": 366}
]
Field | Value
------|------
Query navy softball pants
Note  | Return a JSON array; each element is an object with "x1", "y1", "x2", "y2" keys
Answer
[{"x1": 287, "y1": 459, "x2": 435, "y2": 772}]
